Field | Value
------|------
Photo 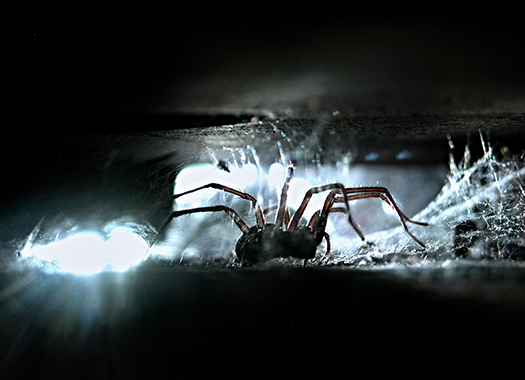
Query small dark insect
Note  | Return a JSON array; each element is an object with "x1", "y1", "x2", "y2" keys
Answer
[
  {"x1": 155, "y1": 166, "x2": 428, "y2": 266},
  {"x1": 216, "y1": 159, "x2": 230, "y2": 173}
]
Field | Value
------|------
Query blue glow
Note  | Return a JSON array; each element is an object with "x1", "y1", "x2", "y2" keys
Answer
[
  {"x1": 396, "y1": 149, "x2": 413, "y2": 161},
  {"x1": 364, "y1": 152, "x2": 379, "y2": 162}
]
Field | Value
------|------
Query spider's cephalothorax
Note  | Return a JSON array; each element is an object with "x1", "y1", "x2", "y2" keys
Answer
[{"x1": 155, "y1": 165, "x2": 428, "y2": 266}]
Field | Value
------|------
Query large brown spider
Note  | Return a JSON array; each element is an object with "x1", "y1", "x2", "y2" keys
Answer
[{"x1": 155, "y1": 166, "x2": 428, "y2": 265}]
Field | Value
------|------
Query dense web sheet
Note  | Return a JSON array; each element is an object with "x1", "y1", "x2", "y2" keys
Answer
[{"x1": 323, "y1": 135, "x2": 525, "y2": 266}]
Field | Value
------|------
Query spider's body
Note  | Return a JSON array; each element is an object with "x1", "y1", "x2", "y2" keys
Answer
[
  {"x1": 235, "y1": 225, "x2": 320, "y2": 265},
  {"x1": 155, "y1": 165, "x2": 427, "y2": 266}
]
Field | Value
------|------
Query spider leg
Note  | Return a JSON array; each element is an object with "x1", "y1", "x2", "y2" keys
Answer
[
  {"x1": 333, "y1": 188, "x2": 428, "y2": 247},
  {"x1": 333, "y1": 193, "x2": 428, "y2": 226},
  {"x1": 275, "y1": 165, "x2": 294, "y2": 228},
  {"x1": 263, "y1": 205, "x2": 292, "y2": 226},
  {"x1": 307, "y1": 210, "x2": 321, "y2": 229},
  {"x1": 307, "y1": 211, "x2": 332, "y2": 251},
  {"x1": 173, "y1": 183, "x2": 265, "y2": 227},
  {"x1": 324, "y1": 232, "x2": 331, "y2": 256},
  {"x1": 301, "y1": 216, "x2": 331, "y2": 266},
  {"x1": 288, "y1": 183, "x2": 359, "y2": 238},
  {"x1": 154, "y1": 205, "x2": 250, "y2": 247},
  {"x1": 284, "y1": 208, "x2": 291, "y2": 227},
  {"x1": 262, "y1": 205, "x2": 278, "y2": 216},
  {"x1": 319, "y1": 232, "x2": 331, "y2": 264},
  {"x1": 318, "y1": 189, "x2": 366, "y2": 240}
]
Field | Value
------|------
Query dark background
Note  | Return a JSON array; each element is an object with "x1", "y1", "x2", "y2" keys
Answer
[
  {"x1": 14, "y1": 7, "x2": 525, "y2": 235},
  {"x1": 3, "y1": 7, "x2": 525, "y2": 377},
  {"x1": 28, "y1": 7, "x2": 525, "y2": 122}
]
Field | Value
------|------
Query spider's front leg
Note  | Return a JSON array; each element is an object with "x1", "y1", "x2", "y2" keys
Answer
[
  {"x1": 173, "y1": 183, "x2": 265, "y2": 226},
  {"x1": 274, "y1": 165, "x2": 294, "y2": 228}
]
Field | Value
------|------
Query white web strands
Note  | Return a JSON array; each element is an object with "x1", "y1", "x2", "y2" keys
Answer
[
  {"x1": 19, "y1": 128, "x2": 524, "y2": 271},
  {"x1": 120, "y1": 132, "x2": 525, "y2": 267},
  {"x1": 325, "y1": 134, "x2": 525, "y2": 266}
]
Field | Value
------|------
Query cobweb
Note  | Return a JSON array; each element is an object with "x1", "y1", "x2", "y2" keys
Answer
[
  {"x1": 321, "y1": 134, "x2": 525, "y2": 266},
  {"x1": 16, "y1": 127, "x2": 522, "y2": 271}
]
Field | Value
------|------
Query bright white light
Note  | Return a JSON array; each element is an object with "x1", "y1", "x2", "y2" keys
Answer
[
  {"x1": 288, "y1": 178, "x2": 323, "y2": 213},
  {"x1": 105, "y1": 228, "x2": 149, "y2": 272},
  {"x1": 175, "y1": 161, "x2": 324, "y2": 216},
  {"x1": 24, "y1": 228, "x2": 148, "y2": 275},
  {"x1": 381, "y1": 198, "x2": 399, "y2": 218},
  {"x1": 267, "y1": 163, "x2": 285, "y2": 189}
]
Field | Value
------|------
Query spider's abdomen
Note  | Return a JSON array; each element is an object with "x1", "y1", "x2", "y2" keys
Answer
[{"x1": 235, "y1": 225, "x2": 318, "y2": 265}]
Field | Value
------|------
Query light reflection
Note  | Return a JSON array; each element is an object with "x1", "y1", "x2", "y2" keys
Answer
[
  {"x1": 173, "y1": 161, "x2": 324, "y2": 213},
  {"x1": 288, "y1": 177, "x2": 323, "y2": 212},
  {"x1": 266, "y1": 162, "x2": 285, "y2": 189},
  {"x1": 395, "y1": 149, "x2": 413, "y2": 161},
  {"x1": 364, "y1": 152, "x2": 379, "y2": 162},
  {"x1": 21, "y1": 227, "x2": 148, "y2": 275}
]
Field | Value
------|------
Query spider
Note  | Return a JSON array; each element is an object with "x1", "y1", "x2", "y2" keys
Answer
[{"x1": 155, "y1": 165, "x2": 428, "y2": 266}]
